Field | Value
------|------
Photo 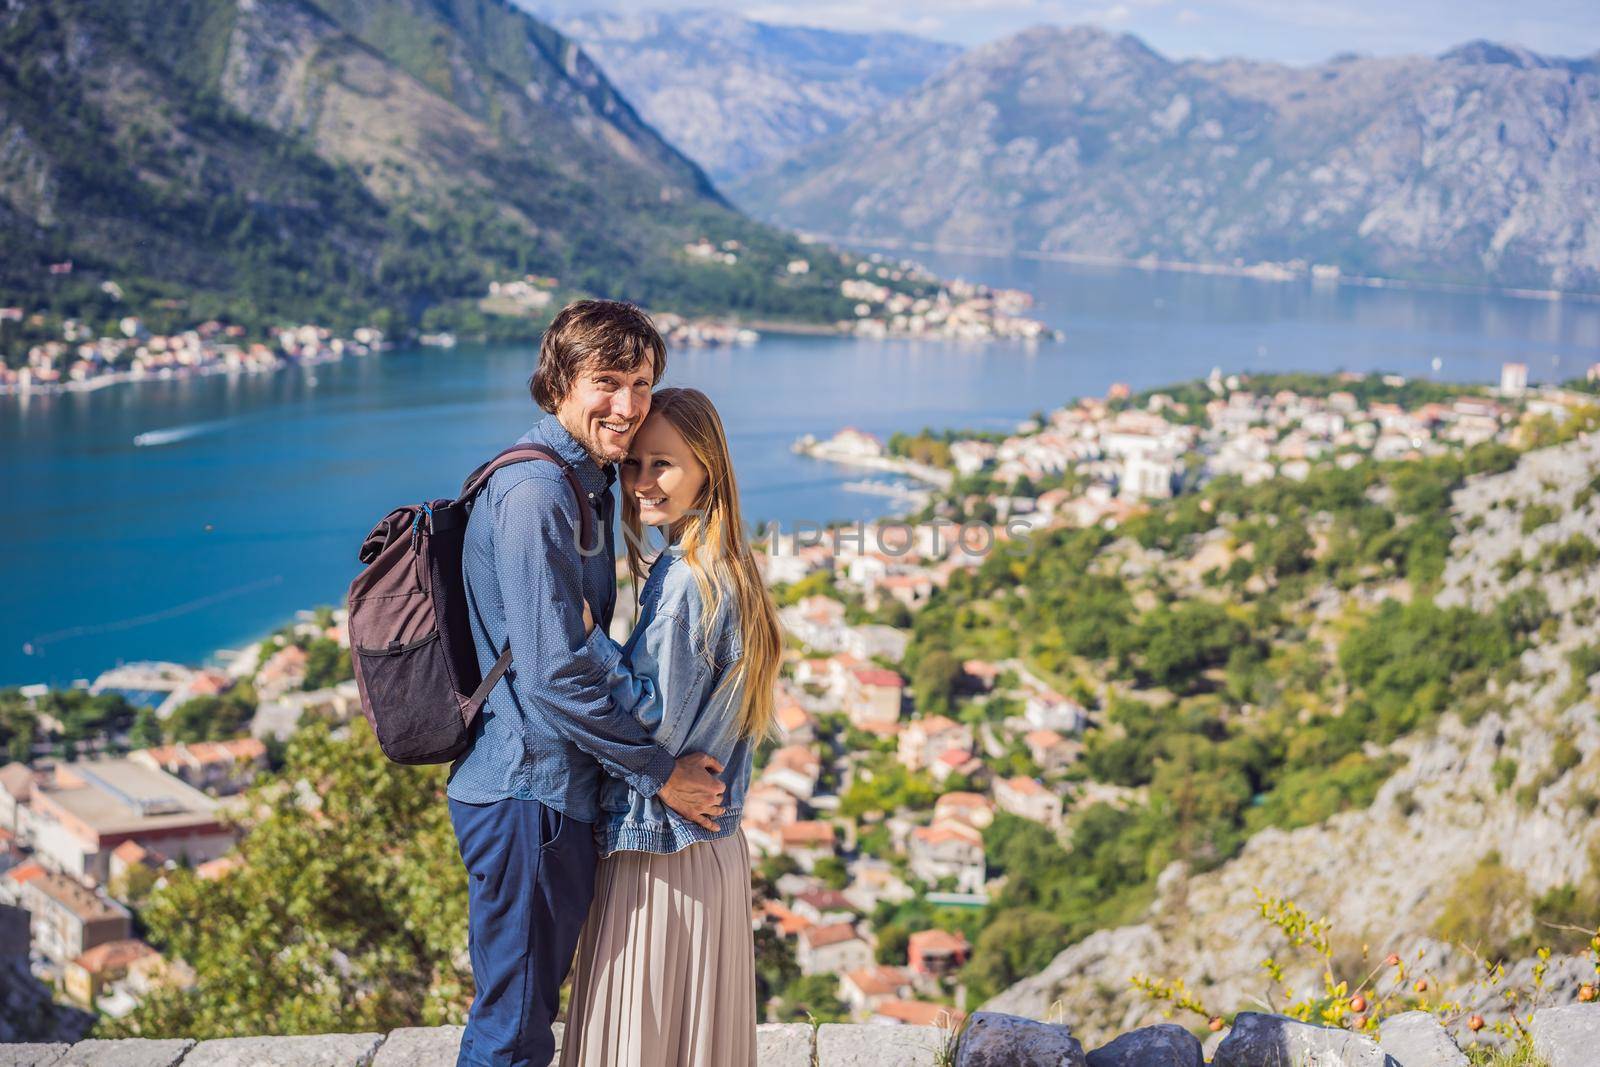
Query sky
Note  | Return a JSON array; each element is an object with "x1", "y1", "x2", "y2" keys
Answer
[{"x1": 536, "y1": 0, "x2": 1600, "y2": 65}]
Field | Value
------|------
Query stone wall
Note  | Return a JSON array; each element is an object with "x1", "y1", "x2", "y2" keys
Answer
[
  {"x1": 0, "y1": 1022, "x2": 950, "y2": 1067},
  {"x1": 4, "y1": 1004, "x2": 1598, "y2": 1066}
]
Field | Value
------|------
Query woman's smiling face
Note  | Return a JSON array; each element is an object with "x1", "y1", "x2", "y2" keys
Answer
[{"x1": 620, "y1": 411, "x2": 708, "y2": 529}]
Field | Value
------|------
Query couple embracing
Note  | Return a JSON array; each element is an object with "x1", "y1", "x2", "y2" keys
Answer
[{"x1": 448, "y1": 299, "x2": 780, "y2": 1067}]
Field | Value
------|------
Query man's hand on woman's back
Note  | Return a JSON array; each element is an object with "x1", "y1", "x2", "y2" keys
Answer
[{"x1": 657, "y1": 752, "x2": 726, "y2": 831}]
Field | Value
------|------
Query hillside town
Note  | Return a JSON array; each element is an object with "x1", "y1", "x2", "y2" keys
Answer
[
  {"x1": 835, "y1": 255, "x2": 1055, "y2": 342},
  {"x1": 685, "y1": 241, "x2": 1056, "y2": 343},
  {"x1": 793, "y1": 361, "x2": 1600, "y2": 529},
  {"x1": 0, "y1": 311, "x2": 387, "y2": 396},
  {"x1": 3, "y1": 365, "x2": 1598, "y2": 1035}
]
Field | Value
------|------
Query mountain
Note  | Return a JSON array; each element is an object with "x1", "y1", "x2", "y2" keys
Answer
[
  {"x1": 0, "y1": 0, "x2": 860, "y2": 339},
  {"x1": 548, "y1": 8, "x2": 960, "y2": 184},
  {"x1": 734, "y1": 25, "x2": 1600, "y2": 293}
]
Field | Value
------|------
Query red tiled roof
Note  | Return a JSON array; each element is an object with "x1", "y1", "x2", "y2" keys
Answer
[
  {"x1": 776, "y1": 705, "x2": 811, "y2": 732},
  {"x1": 5, "y1": 860, "x2": 46, "y2": 884},
  {"x1": 112, "y1": 841, "x2": 149, "y2": 864},
  {"x1": 873, "y1": 999, "x2": 965, "y2": 1027},
  {"x1": 801, "y1": 922, "x2": 860, "y2": 950},
  {"x1": 795, "y1": 889, "x2": 854, "y2": 913},
  {"x1": 909, "y1": 929, "x2": 968, "y2": 955},
  {"x1": 781, "y1": 822, "x2": 836, "y2": 847},
  {"x1": 843, "y1": 965, "x2": 910, "y2": 997},
  {"x1": 72, "y1": 938, "x2": 156, "y2": 974}
]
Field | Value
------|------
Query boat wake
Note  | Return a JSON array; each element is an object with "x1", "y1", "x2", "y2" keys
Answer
[{"x1": 132, "y1": 417, "x2": 243, "y2": 447}]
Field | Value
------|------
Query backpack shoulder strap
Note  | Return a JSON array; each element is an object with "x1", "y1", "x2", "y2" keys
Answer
[{"x1": 459, "y1": 444, "x2": 593, "y2": 550}]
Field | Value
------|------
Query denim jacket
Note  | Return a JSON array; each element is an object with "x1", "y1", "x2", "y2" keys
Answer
[{"x1": 592, "y1": 550, "x2": 752, "y2": 856}]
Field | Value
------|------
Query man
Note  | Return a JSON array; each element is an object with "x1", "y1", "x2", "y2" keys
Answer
[{"x1": 449, "y1": 300, "x2": 726, "y2": 1067}]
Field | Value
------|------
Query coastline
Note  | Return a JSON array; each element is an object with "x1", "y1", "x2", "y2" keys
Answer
[
  {"x1": 0, "y1": 335, "x2": 381, "y2": 401},
  {"x1": 817, "y1": 233, "x2": 1600, "y2": 305}
]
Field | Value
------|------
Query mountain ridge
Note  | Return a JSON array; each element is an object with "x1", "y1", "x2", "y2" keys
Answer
[
  {"x1": 0, "y1": 0, "x2": 859, "y2": 343},
  {"x1": 549, "y1": 7, "x2": 960, "y2": 184},
  {"x1": 735, "y1": 24, "x2": 1600, "y2": 293}
]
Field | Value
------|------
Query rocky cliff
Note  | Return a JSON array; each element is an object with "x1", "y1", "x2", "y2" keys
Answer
[
  {"x1": 737, "y1": 26, "x2": 1600, "y2": 292},
  {"x1": 984, "y1": 432, "x2": 1600, "y2": 1047}
]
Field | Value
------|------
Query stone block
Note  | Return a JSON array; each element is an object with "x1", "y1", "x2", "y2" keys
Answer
[
  {"x1": 816, "y1": 1023, "x2": 947, "y2": 1065},
  {"x1": 370, "y1": 1027, "x2": 463, "y2": 1067},
  {"x1": 0, "y1": 1046, "x2": 70, "y2": 1067},
  {"x1": 181, "y1": 1033, "x2": 384, "y2": 1067},
  {"x1": 758, "y1": 1023, "x2": 816, "y2": 1067},
  {"x1": 55, "y1": 1040, "x2": 193, "y2": 1067},
  {"x1": 1086, "y1": 1023, "x2": 1203, "y2": 1067},
  {"x1": 957, "y1": 1012, "x2": 1085, "y2": 1066},
  {"x1": 1212, "y1": 1012, "x2": 1397, "y2": 1067},
  {"x1": 1532, "y1": 1002, "x2": 1600, "y2": 1067},
  {"x1": 1377, "y1": 1011, "x2": 1468, "y2": 1067}
]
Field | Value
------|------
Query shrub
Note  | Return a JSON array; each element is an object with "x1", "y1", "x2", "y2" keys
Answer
[
  {"x1": 1434, "y1": 854, "x2": 1532, "y2": 962},
  {"x1": 1492, "y1": 758, "x2": 1520, "y2": 793},
  {"x1": 1520, "y1": 503, "x2": 1561, "y2": 535}
]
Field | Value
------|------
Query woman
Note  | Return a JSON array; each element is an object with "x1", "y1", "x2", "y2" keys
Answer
[{"x1": 561, "y1": 387, "x2": 782, "y2": 1067}]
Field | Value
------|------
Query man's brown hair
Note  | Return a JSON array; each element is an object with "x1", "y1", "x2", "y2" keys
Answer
[{"x1": 530, "y1": 299, "x2": 667, "y2": 412}]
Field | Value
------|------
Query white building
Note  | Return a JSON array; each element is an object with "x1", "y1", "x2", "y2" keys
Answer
[
  {"x1": 798, "y1": 923, "x2": 874, "y2": 976},
  {"x1": 27, "y1": 760, "x2": 235, "y2": 883},
  {"x1": 908, "y1": 821, "x2": 985, "y2": 893}
]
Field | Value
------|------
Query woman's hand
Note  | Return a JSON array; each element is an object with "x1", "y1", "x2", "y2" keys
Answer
[{"x1": 581, "y1": 598, "x2": 595, "y2": 635}]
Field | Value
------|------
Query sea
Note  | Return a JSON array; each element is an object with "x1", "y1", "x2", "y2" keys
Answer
[{"x1": 4, "y1": 251, "x2": 1598, "y2": 686}]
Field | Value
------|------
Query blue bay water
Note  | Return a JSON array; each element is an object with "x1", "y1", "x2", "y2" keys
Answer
[{"x1": 4, "y1": 255, "x2": 1599, "y2": 686}]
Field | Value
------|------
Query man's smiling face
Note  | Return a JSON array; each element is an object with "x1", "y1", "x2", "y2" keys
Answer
[{"x1": 555, "y1": 357, "x2": 656, "y2": 464}]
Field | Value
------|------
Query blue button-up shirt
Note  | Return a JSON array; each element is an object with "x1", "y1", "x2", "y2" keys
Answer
[{"x1": 447, "y1": 415, "x2": 676, "y2": 818}]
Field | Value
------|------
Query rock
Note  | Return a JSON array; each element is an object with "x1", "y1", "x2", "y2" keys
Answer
[
  {"x1": 957, "y1": 1012, "x2": 1086, "y2": 1066},
  {"x1": 1086, "y1": 1023, "x2": 1204, "y2": 1067},
  {"x1": 757, "y1": 1023, "x2": 816, "y2": 1067},
  {"x1": 182, "y1": 1033, "x2": 384, "y2": 1066},
  {"x1": 1377, "y1": 1011, "x2": 1467, "y2": 1067},
  {"x1": 816, "y1": 1023, "x2": 947, "y2": 1065},
  {"x1": 370, "y1": 1027, "x2": 463, "y2": 1066},
  {"x1": 1212, "y1": 1013, "x2": 1397, "y2": 1067},
  {"x1": 1531, "y1": 1003, "x2": 1600, "y2": 1067},
  {"x1": 54, "y1": 1040, "x2": 193, "y2": 1067},
  {"x1": 0, "y1": 1046, "x2": 69, "y2": 1067}
]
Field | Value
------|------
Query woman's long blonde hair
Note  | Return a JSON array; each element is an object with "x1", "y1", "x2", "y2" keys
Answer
[{"x1": 620, "y1": 388, "x2": 782, "y2": 740}]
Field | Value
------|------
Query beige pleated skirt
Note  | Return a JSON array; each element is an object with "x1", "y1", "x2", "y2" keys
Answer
[{"x1": 560, "y1": 829, "x2": 757, "y2": 1067}]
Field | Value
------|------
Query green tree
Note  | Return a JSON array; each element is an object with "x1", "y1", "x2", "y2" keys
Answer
[
  {"x1": 302, "y1": 638, "x2": 353, "y2": 692},
  {"x1": 963, "y1": 909, "x2": 1066, "y2": 1004},
  {"x1": 813, "y1": 856, "x2": 850, "y2": 891},
  {"x1": 106, "y1": 720, "x2": 468, "y2": 1038},
  {"x1": 912, "y1": 649, "x2": 960, "y2": 716},
  {"x1": 774, "y1": 974, "x2": 849, "y2": 1024},
  {"x1": 165, "y1": 693, "x2": 253, "y2": 744},
  {"x1": 129, "y1": 707, "x2": 162, "y2": 750}
]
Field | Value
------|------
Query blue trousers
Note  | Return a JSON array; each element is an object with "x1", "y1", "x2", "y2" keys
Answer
[{"x1": 449, "y1": 797, "x2": 598, "y2": 1067}]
